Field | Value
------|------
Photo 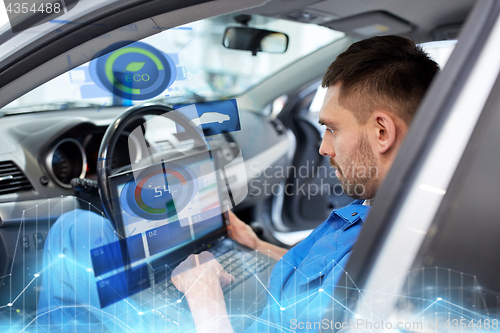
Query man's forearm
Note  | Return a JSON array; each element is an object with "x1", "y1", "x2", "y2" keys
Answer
[
  {"x1": 185, "y1": 284, "x2": 234, "y2": 333},
  {"x1": 255, "y1": 239, "x2": 288, "y2": 260}
]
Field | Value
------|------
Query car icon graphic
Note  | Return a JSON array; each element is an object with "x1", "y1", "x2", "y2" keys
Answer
[{"x1": 191, "y1": 112, "x2": 231, "y2": 127}]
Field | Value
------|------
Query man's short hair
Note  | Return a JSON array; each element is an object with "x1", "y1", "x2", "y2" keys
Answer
[{"x1": 322, "y1": 35, "x2": 440, "y2": 125}]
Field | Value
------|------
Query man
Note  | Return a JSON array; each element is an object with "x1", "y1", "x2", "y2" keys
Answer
[
  {"x1": 170, "y1": 35, "x2": 439, "y2": 332},
  {"x1": 37, "y1": 35, "x2": 438, "y2": 332}
]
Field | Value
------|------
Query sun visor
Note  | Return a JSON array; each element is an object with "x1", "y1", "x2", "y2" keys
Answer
[{"x1": 322, "y1": 11, "x2": 413, "y2": 38}]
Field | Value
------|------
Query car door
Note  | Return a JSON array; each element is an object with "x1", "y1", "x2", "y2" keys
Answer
[
  {"x1": 277, "y1": 82, "x2": 355, "y2": 233},
  {"x1": 331, "y1": 0, "x2": 500, "y2": 327}
]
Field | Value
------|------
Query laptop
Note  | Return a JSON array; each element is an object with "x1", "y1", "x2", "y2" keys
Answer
[{"x1": 95, "y1": 147, "x2": 277, "y2": 330}]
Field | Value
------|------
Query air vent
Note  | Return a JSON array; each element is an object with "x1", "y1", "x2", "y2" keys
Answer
[
  {"x1": 0, "y1": 161, "x2": 33, "y2": 195},
  {"x1": 270, "y1": 119, "x2": 286, "y2": 135}
]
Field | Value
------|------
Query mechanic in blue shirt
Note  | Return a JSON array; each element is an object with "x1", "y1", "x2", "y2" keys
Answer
[
  {"x1": 36, "y1": 35, "x2": 439, "y2": 332},
  {"x1": 170, "y1": 35, "x2": 440, "y2": 332}
]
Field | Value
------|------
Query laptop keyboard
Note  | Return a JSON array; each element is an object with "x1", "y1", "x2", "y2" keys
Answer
[
  {"x1": 144, "y1": 249, "x2": 271, "y2": 310},
  {"x1": 218, "y1": 250, "x2": 271, "y2": 290}
]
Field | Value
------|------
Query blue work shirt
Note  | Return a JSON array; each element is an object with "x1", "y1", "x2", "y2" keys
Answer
[{"x1": 245, "y1": 199, "x2": 370, "y2": 332}]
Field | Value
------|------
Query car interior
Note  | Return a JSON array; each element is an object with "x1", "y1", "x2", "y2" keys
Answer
[{"x1": 3, "y1": 0, "x2": 497, "y2": 331}]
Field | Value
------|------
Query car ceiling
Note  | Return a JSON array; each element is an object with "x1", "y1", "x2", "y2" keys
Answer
[{"x1": 242, "y1": 0, "x2": 474, "y2": 42}]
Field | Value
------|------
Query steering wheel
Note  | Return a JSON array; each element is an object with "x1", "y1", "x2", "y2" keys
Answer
[{"x1": 97, "y1": 104, "x2": 207, "y2": 226}]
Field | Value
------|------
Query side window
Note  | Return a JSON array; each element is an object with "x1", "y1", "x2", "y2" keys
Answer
[
  {"x1": 309, "y1": 85, "x2": 327, "y2": 113},
  {"x1": 420, "y1": 40, "x2": 457, "y2": 68}
]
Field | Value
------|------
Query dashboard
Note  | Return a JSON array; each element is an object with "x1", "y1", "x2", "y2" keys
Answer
[{"x1": 0, "y1": 107, "x2": 132, "y2": 203}]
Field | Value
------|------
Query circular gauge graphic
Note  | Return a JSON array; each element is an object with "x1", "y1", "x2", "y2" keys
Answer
[
  {"x1": 90, "y1": 41, "x2": 176, "y2": 100},
  {"x1": 120, "y1": 163, "x2": 198, "y2": 220}
]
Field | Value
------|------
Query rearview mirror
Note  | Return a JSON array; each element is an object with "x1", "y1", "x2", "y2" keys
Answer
[{"x1": 222, "y1": 27, "x2": 289, "y2": 56}]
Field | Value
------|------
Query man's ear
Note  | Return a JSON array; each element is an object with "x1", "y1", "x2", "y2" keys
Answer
[{"x1": 371, "y1": 111, "x2": 397, "y2": 154}]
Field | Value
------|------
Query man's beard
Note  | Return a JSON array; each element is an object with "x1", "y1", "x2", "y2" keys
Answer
[{"x1": 329, "y1": 134, "x2": 378, "y2": 199}]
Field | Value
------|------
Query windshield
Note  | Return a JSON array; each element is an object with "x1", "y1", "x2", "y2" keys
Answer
[{"x1": 1, "y1": 14, "x2": 344, "y2": 114}]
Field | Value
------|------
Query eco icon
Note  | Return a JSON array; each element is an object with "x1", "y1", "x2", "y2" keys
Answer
[{"x1": 90, "y1": 41, "x2": 177, "y2": 100}]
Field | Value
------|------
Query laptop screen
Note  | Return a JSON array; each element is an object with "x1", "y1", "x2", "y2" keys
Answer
[
  {"x1": 92, "y1": 150, "x2": 231, "y2": 308},
  {"x1": 108, "y1": 150, "x2": 226, "y2": 261}
]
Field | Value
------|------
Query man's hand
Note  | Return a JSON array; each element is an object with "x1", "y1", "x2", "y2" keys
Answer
[
  {"x1": 171, "y1": 251, "x2": 233, "y2": 298},
  {"x1": 226, "y1": 210, "x2": 288, "y2": 260},
  {"x1": 171, "y1": 252, "x2": 234, "y2": 333},
  {"x1": 226, "y1": 210, "x2": 261, "y2": 250}
]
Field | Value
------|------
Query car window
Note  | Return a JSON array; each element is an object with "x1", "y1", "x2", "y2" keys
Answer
[
  {"x1": 420, "y1": 40, "x2": 457, "y2": 68},
  {"x1": 1, "y1": 14, "x2": 345, "y2": 114}
]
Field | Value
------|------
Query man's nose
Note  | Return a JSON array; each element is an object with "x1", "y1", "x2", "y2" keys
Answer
[{"x1": 319, "y1": 137, "x2": 334, "y2": 157}]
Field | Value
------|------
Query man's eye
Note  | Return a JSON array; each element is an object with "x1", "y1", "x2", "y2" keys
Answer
[{"x1": 326, "y1": 128, "x2": 334, "y2": 134}]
